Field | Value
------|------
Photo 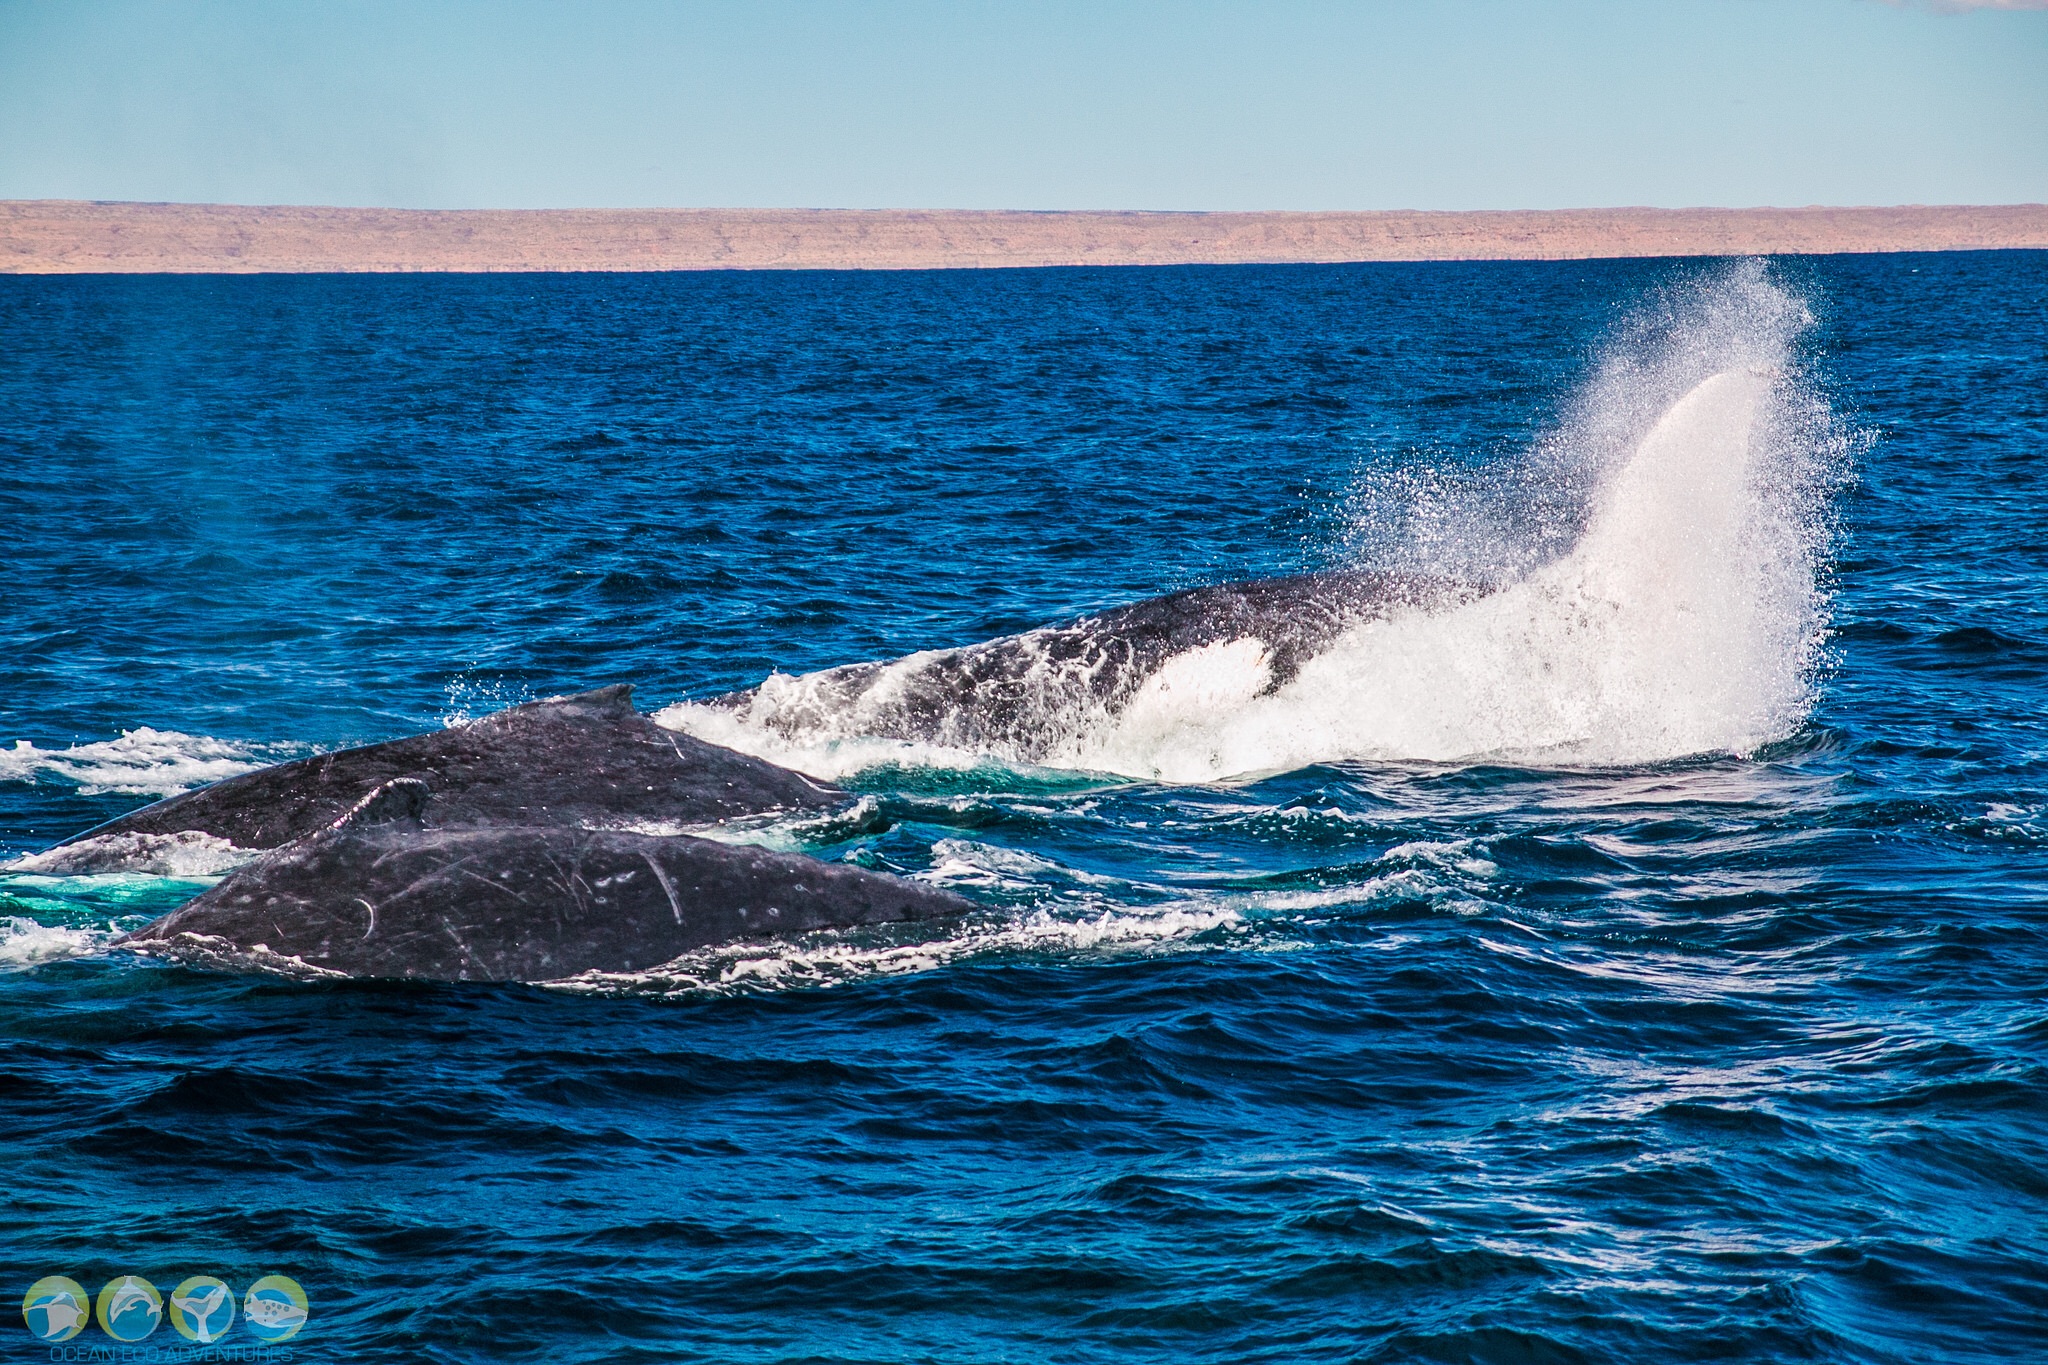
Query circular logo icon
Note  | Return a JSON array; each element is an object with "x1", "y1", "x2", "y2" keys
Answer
[
  {"x1": 95, "y1": 1275, "x2": 162, "y2": 1342},
  {"x1": 242, "y1": 1275, "x2": 308, "y2": 1343},
  {"x1": 167, "y1": 1275, "x2": 237, "y2": 1344},
  {"x1": 21, "y1": 1277, "x2": 90, "y2": 1343}
]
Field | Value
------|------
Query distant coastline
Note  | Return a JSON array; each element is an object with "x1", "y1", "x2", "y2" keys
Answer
[{"x1": 4, "y1": 200, "x2": 2045, "y2": 273}]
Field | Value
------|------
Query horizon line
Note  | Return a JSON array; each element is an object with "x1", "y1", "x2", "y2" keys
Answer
[{"x1": 6, "y1": 200, "x2": 2046, "y2": 274}]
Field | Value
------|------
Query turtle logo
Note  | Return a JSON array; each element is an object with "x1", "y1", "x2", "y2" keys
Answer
[
  {"x1": 168, "y1": 1275, "x2": 237, "y2": 1343},
  {"x1": 95, "y1": 1275, "x2": 162, "y2": 1341},
  {"x1": 21, "y1": 1276, "x2": 89, "y2": 1343},
  {"x1": 242, "y1": 1275, "x2": 309, "y2": 1342}
]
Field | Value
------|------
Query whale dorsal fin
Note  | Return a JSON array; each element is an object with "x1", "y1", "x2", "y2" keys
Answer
[{"x1": 554, "y1": 683, "x2": 636, "y2": 714}]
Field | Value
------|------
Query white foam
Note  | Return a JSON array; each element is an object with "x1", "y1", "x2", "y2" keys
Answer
[
  {"x1": 9, "y1": 830, "x2": 252, "y2": 878},
  {"x1": 664, "y1": 266, "x2": 1841, "y2": 783},
  {"x1": 546, "y1": 819, "x2": 1525, "y2": 997},
  {"x1": 1954, "y1": 802, "x2": 2045, "y2": 845},
  {"x1": 0, "y1": 916, "x2": 111, "y2": 970},
  {"x1": 651, "y1": 697, "x2": 1099, "y2": 784},
  {"x1": 1381, "y1": 838, "x2": 1501, "y2": 879},
  {"x1": 1230, "y1": 869, "x2": 1491, "y2": 919},
  {"x1": 546, "y1": 897, "x2": 1246, "y2": 997},
  {"x1": 589, "y1": 795, "x2": 894, "y2": 854},
  {"x1": 920, "y1": 837, "x2": 1125, "y2": 890},
  {"x1": 1070, "y1": 367, "x2": 1822, "y2": 779},
  {"x1": 118, "y1": 931, "x2": 352, "y2": 979},
  {"x1": 0, "y1": 728, "x2": 276, "y2": 796}
]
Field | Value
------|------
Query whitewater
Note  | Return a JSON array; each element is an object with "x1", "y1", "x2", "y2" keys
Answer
[{"x1": 660, "y1": 264, "x2": 1840, "y2": 782}]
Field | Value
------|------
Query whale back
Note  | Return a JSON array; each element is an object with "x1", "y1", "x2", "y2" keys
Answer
[
  {"x1": 117, "y1": 822, "x2": 973, "y2": 982},
  {"x1": 47, "y1": 685, "x2": 841, "y2": 869},
  {"x1": 707, "y1": 569, "x2": 1478, "y2": 759}
]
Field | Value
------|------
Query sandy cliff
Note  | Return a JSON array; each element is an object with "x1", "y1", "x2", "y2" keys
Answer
[{"x1": 4, "y1": 201, "x2": 2045, "y2": 273}]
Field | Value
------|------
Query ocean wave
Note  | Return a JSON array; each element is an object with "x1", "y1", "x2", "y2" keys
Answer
[
  {"x1": 9, "y1": 830, "x2": 254, "y2": 878},
  {"x1": 544, "y1": 897, "x2": 1250, "y2": 998},
  {"x1": 0, "y1": 915, "x2": 115, "y2": 970},
  {"x1": 0, "y1": 728, "x2": 281, "y2": 796}
]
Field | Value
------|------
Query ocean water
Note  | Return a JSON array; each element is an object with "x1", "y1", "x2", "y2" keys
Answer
[{"x1": 1, "y1": 253, "x2": 2044, "y2": 1363}]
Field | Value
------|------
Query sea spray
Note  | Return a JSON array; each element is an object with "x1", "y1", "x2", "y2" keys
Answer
[
  {"x1": 1086, "y1": 371, "x2": 1822, "y2": 777},
  {"x1": 1339, "y1": 260, "x2": 1828, "y2": 586},
  {"x1": 662, "y1": 263, "x2": 1848, "y2": 780},
  {"x1": 0, "y1": 728, "x2": 280, "y2": 797}
]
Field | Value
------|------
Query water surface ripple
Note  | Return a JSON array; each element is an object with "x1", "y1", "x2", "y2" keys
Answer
[{"x1": 2, "y1": 256, "x2": 2044, "y2": 1363}]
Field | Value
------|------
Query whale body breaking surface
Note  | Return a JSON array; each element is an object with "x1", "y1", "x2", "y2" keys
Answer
[
  {"x1": 80, "y1": 685, "x2": 972, "y2": 982},
  {"x1": 54, "y1": 361, "x2": 1819, "y2": 984},
  {"x1": 68, "y1": 569, "x2": 1472, "y2": 984}
]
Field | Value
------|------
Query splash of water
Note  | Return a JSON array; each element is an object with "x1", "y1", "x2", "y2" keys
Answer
[
  {"x1": 0, "y1": 916, "x2": 112, "y2": 970},
  {"x1": 0, "y1": 728, "x2": 280, "y2": 797},
  {"x1": 10, "y1": 830, "x2": 252, "y2": 878},
  {"x1": 662, "y1": 263, "x2": 1845, "y2": 782}
]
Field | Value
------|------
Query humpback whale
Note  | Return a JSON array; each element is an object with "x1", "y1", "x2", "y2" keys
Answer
[
  {"x1": 55, "y1": 683, "x2": 837, "y2": 862},
  {"x1": 704, "y1": 569, "x2": 1479, "y2": 758},
  {"x1": 69, "y1": 571, "x2": 1477, "y2": 982},
  {"x1": 119, "y1": 801, "x2": 966, "y2": 981},
  {"x1": 73, "y1": 686, "x2": 971, "y2": 982}
]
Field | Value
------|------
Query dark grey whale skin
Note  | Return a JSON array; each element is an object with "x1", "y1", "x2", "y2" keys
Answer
[
  {"x1": 713, "y1": 570, "x2": 1480, "y2": 756},
  {"x1": 118, "y1": 809, "x2": 972, "y2": 982},
  {"x1": 76, "y1": 685, "x2": 970, "y2": 982},
  {"x1": 62, "y1": 683, "x2": 839, "y2": 855}
]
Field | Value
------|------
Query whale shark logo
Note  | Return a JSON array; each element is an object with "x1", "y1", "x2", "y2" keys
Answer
[
  {"x1": 95, "y1": 1274, "x2": 162, "y2": 1342},
  {"x1": 21, "y1": 1277, "x2": 89, "y2": 1343},
  {"x1": 242, "y1": 1275, "x2": 309, "y2": 1342},
  {"x1": 168, "y1": 1275, "x2": 236, "y2": 1343}
]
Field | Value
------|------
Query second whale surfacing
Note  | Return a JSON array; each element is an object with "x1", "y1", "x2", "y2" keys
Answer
[
  {"x1": 80, "y1": 685, "x2": 972, "y2": 982},
  {"x1": 121, "y1": 807, "x2": 966, "y2": 982},
  {"x1": 55, "y1": 682, "x2": 840, "y2": 861}
]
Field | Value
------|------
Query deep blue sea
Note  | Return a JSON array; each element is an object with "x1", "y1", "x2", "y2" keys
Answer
[{"x1": 1, "y1": 253, "x2": 2044, "y2": 1364}]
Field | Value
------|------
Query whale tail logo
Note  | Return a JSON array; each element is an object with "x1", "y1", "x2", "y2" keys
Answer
[{"x1": 168, "y1": 1277, "x2": 236, "y2": 1344}]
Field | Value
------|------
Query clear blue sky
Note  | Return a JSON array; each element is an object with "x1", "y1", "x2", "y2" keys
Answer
[{"x1": 1, "y1": 0, "x2": 2042, "y2": 210}]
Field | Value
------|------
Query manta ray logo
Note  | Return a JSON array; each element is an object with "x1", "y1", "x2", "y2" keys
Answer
[
  {"x1": 242, "y1": 1274, "x2": 309, "y2": 1342},
  {"x1": 94, "y1": 1275, "x2": 162, "y2": 1341},
  {"x1": 20, "y1": 1276, "x2": 89, "y2": 1343},
  {"x1": 167, "y1": 1275, "x2": 236, "y2": 1343}
]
